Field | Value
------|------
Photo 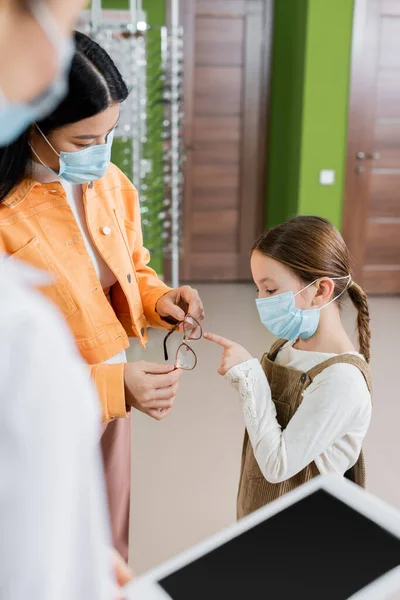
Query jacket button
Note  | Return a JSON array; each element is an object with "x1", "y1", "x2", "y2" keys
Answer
[
  {"x1": 127, "y1": 274, "x2": 132, "y2": 283},
  {"x1": 102, "y1": 226, "x2": 111, "y2": 235},
  {"x1": 300, "y1": 373, "x2": 307, "y2": 384},
  {"x1": 140, "y1": 327, "x2": 145, "y2": 337}
]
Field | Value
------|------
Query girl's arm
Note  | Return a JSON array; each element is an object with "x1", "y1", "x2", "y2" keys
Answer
[
  {"x1": 228, "y1": 359, "x2": 370, "y2": 482},
  {"x1": 205, "y1": 333, "x2": 371, "y2": 483}
]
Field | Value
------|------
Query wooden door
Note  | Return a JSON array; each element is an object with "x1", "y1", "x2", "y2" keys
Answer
[
  {"x1": 344, "y1": 0, "x2": 400, "y2": 294},
  {"x1": 179, "y1": 0, "x2": 273, "y2": 281}
]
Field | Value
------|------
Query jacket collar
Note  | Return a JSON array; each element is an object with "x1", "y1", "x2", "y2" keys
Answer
[
  {"x1": 3, "y1": 177, "x2": 93, "y2": 209},
  {"x1": 3, "y1": 178, "x2": 41, "y2": 209}
]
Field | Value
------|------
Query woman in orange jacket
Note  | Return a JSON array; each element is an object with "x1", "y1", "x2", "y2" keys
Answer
[{"x1": 0, "y1": 31, "x2": 204, "y2": 562}]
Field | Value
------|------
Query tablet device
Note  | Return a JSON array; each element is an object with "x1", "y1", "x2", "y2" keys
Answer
[{"x1": 126, "y1": 476, "x2": 400, "y2": 600}]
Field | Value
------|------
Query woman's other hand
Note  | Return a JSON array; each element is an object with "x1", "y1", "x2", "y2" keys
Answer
[
  {"x1": 204, "y1": 332, "x2": 253, "y2": 376},
  {"x1": 156, "y1": 286, "x2": 205, "y2": 324},
  {"x1": 111, "y1": 548, "x2": 134, "y2": 599},
  {"x1": 124, "y1": 361, "x2": 182, "y2": 420},
  {"x1": 111, "y1": 548, "x2": 134, "y2": 587}
]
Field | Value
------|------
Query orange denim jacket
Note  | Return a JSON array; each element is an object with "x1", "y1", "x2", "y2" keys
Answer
[{"x1": 0, "y1": 163, "x2": 171, "y2": 422}]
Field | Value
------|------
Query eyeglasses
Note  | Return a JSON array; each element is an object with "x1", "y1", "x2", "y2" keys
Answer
[{"x1": 163, "y1": 315, "x2": 202, "y2": 370}]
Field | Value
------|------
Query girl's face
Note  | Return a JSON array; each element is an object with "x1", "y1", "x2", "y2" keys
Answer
[
  {"x1": 30, "y1": 102, "x2": 121, "y2": 171},
  {"x1": 251, "y1": 250, "x2": 317, "y2": 311}
]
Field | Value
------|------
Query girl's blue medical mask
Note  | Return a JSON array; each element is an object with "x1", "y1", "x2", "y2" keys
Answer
[
  {"x1": 0, "y1": 1, "x2": 74, "y2": 146},
  {"x1": 256, "y1": 275, "x2": 352, "y2": 341},
  {"x1": 31, "y1": 125, "x2": 115, "y2": 185}
]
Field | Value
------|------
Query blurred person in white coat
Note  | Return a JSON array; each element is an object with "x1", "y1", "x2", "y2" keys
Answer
[{"x1": 0, "y1": 1, "x2": 132, "y2": 598}]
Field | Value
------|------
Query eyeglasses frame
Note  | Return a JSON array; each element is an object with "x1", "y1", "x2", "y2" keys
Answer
[{"x1": 163, "y1": 315, "x2": 202, "y2": 371}]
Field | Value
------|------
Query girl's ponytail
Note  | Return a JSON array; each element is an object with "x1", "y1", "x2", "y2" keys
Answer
[{"x1": 347, "y1": 282, "x2": 371, "y2": 363}]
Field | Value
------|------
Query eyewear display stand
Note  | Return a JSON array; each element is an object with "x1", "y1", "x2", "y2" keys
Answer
[
  {"x1": 78, "y1": 1, "x2": 183, "y2": 286},
  {"x1": 125, "y1": 476, "x2": 400, "y2": 600}
]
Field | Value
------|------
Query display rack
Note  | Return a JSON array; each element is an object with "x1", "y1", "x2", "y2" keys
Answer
[{"x1": 77, "y1": 1, "x2": 183, "y2": 286}]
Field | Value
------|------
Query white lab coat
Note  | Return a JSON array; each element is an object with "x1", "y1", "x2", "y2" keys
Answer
[{"x1": 0, "y1": 258, "x2": 115, "y2": 599}]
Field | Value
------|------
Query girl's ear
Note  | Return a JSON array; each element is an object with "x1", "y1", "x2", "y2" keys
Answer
[{"x1": 312, "y1": 278, "x2": 335, "y2": 307}]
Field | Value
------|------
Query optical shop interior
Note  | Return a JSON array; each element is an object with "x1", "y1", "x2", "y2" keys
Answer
[{"x1": 1, "y1": 0, "x2": 400, "y2": 599}]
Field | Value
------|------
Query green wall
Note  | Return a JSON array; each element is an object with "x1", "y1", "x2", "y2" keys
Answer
[
  {"x1": 101, "y1": 0, "x2": 164, "y2": 23},
  {"x1": 267, "y1": 0, "x2": 354, "y2": 230},
  {"x1": 88, "y1": 0, "x2": 166, "y2": 274},
  {"x1": 266, "y1": 0, "x2": 308, "y2": 228}
]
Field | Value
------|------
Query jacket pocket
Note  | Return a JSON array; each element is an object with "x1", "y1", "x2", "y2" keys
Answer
[{"x1": 12, "y1": 238, "x2": 77, "y2": 320}]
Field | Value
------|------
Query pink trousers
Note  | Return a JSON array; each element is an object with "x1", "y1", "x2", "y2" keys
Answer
[{"x1": 101, "y1": 415, "x2": 132, "y2": 562}]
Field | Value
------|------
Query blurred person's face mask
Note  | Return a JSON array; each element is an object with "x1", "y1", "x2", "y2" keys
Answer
[
  {"x1": 0, "y1": 1, "x2": 74, "y2": 146},
  {"x1": 32, "y1": 125, "x2": 115, "y2": 184},
  {"x1": 255, "y1": 275, "x2": 352, "y2": 341}
]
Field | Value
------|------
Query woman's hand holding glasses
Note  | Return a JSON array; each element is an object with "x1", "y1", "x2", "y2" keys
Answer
[
  {"x1": 155, "y1": 285, "x2": 205, "y2": 324},
  {"x1": 125, "y1": 283, "x2": 204, "y2": 422},
  {"x1": 124, "y1": 361, "x2": 182, "y2": 421}
]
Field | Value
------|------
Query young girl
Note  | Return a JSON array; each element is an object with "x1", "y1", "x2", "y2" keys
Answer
[
  {"x1": 0, "y1": 31, "x2": 204, "y2": 559},
  {"x1": 205, "y1": 216, "x2": 372, "y2": 519}
]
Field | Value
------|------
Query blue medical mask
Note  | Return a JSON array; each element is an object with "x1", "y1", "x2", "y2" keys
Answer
[
  {"x1": 256, "y1": 275, "x2": 352, "y2": 341},
  {"x1": 31, "y1": 126, "x2": 115, "y2": 185},
  {"x1": 0, "y1": 2, "x2": 74, "y2": 146}
]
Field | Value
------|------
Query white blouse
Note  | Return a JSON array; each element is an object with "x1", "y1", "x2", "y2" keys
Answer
[{"x1": 226, "y1": 342, "x2": 372, "y2": 484}]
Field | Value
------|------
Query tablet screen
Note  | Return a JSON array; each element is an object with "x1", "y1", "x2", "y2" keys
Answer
[{"x1": 159, "y1": 490, "x2": 400, "y2": 600}]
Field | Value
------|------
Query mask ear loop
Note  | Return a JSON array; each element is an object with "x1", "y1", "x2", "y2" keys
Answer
[
  {"x1": 34, "y1": 124, "x2": 60, "y2": 157},
  {"x1": 293, "y1": 279, "x2": 320, "y2": 297},
  {"x1": 29, "y1": 143, "x2": 48, "y2": 169},
  {"x1": 29, "y1": 124, "x2": 61, "y2": 176},
  {"x1": 321, "y1": 275, "x2": 352, "y2": 310},
  {"x1": 294, "y1": 275, "x2": 352, "y2": 308}
]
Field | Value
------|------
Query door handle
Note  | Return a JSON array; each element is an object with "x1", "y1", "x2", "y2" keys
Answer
[{"x1": 356, "y1": 152, "x2": 381, "y2": 160}]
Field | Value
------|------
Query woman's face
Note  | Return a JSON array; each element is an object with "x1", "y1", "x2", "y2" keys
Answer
[
  {"x1": 31, "y1": 103, "x2": 121, "y2": 171},
  {"x1": 0, "y1": 0, "x2": 86, "y2": 103},
  {"x1": 251, "y1": 251, "x2": 316, "y2": 310}
]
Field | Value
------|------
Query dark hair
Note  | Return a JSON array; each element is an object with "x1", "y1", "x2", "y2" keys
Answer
[
  {"x1": 0, "y1": 30, "x2": 128, "y2": 201},
  {"x1": 252, "y1": 216, "x2": 371, "y2": 362}
]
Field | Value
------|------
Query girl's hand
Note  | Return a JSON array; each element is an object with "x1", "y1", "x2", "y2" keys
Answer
[{"x1": 204, "y1": 332, "x2": 253, "y2": 376}]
